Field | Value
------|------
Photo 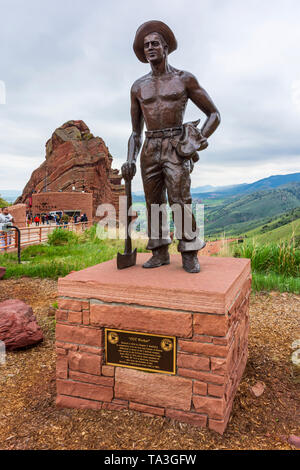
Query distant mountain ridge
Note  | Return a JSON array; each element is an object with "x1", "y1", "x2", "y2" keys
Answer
[
  {"x1": 241, "y1": 173, "x2": 300, "y2": 194},
  {"x1": 133, "y1": 172, "x2": 300, "y2": 201},
  {"x1": 191, "y1": 172, "x2": 300, "y2": 198},
  {"x1": 191, "y1": 183, "x2": 247, "y2": 195}
]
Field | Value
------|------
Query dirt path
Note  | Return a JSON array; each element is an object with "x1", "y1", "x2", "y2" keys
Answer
[
  {"x1": 199, "y1": 239, "x2": 237, "y2": 256},
  {"x1": 0, "y1": 278, "x2": 299, "y2": 450}
]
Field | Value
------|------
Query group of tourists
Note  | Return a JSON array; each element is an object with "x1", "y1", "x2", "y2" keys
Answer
[
  {"x1": 27, "y1": 212, "x2": 55, "y2": 226},
  {"x1": 26, "y1": 212, "x2": 89, "y2": 227}
]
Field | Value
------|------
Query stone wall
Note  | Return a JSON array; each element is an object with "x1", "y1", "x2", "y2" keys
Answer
[
  {"x1": 6, "y1": 204, "x2": 26, "y2": 228},
  {"x1": 32, "y1": 192, "x2": 93, "y2": 222}
]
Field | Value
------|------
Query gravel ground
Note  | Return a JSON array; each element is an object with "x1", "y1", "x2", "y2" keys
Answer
[{"x1": 0, "y1": 278, "x2": 299, "y2": 450}]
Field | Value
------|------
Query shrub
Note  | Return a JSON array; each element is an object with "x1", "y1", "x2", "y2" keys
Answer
[
  {"x1": 47, "y1": 228, "x2": 79, "y2": 246},
  {"x1": 232, "y1": 239, "x2": 300, "y2": 277},
  {"x1": 80, "y1": 224, "x2": 100, "y2": 243}
]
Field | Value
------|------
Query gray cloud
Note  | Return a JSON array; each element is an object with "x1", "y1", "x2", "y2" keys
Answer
[{"x1": 0, "y1": 0, "x2": 300, "y2": 192}]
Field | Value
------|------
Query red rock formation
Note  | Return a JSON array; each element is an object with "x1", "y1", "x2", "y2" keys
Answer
[
  {"x1": 6, "y1": 204, "x2": 26, "y2": 228},
  {"x1": 16, "y1": 121, "x2": 124, "y2": 219},
  {"x1": 0, "y1": 299, "x2": 43, "y2": 350}
]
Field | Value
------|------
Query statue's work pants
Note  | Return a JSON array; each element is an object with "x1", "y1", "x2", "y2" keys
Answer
[{"x1": 141, "y1": 134, "x2": 204, "y2": 252}]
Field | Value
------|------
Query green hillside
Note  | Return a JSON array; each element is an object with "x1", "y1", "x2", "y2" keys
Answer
[
  {"x1": 204, "y1": 182, "x2": 300, "y2": 236},
  {"x1": 244, "y1": 207, "x2": 300, "y2": 239},
  {"x1": 254, "y1": 218, "x2": 300, "y2": 244}
]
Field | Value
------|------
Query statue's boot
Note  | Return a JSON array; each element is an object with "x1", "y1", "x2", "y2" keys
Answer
[
  {"x1": 181, "y1": 250, "x2": 200, "y2": 273},
  {"x1": 143, "y1": 246, "x2": 170, "y2": 269}
]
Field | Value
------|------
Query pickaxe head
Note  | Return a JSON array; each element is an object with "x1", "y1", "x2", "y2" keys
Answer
[{"x1": 117, "y1": 248, "x2": 137, "y2": 269}]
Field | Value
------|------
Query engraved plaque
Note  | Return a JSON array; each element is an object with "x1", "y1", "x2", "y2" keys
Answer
[{"x1": 105, "y1": 329, "x2": 176, "y2": 375}]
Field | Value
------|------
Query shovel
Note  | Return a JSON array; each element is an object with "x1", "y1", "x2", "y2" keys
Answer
[{"x1": 117, "y1": 177, "x2": 137, "y2": 269}]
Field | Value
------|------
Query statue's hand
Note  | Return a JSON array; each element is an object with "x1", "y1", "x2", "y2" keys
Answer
[
  {"x1": 121, "y1": 161, "x2": 136, "y2": 181},
  {"x1": 197, "y1": 137, "x2": 209, "y2": 152}
]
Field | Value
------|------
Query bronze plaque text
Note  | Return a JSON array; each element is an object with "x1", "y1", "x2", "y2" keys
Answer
[{"x1": 105, "y1": 329, "x2": 176, "y2": 374}]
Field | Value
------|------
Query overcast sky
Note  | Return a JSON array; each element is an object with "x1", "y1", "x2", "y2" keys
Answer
[{"x1": 1, "y1": 0, "x2": 300, "y2": 192}]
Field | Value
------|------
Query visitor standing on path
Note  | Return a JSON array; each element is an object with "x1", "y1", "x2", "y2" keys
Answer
[{"x1": 0, "y1": 207, "x2": 14, "y2": 250}]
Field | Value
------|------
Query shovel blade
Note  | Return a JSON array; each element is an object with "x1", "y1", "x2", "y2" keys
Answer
[{"x1": 117, "y1": 248, "x2": 137, "y2": 270}]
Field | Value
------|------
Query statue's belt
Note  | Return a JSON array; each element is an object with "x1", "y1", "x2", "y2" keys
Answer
[
  {"x1": 144, "y1": 120, "x2": 204, "y2": 166},
  {"x1": 145, "y1": 127, "x2": 183, "y2": 139}
]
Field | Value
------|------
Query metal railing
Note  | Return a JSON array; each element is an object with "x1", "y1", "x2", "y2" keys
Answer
[{"x1": 0, "y1": 221, "x2": 92, "y2": 251}]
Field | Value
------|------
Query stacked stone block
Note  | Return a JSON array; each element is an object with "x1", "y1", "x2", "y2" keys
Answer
[{"x1": 56, "y1": 255, "x2": 251, "y2": 435}]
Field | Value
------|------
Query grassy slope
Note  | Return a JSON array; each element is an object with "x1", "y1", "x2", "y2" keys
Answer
[
  {"x1": 1, "y1": 240, "x2": 150, "y2": 279},
  {"x1": 243, "y1": 207, "x2": 300, "y2": 240},
  {"x1": 0, "y1": 227, "x2": 148, "y2": 279},
  {"x1": 204, "y1": 183, "x2": 300, "y2": 236},
  {"x1": 249, "y1": 218, "x2": 300, "y2": 243}
]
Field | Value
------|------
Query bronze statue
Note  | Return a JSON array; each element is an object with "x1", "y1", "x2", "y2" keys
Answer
[{"x1": 121, "y1": 20, "x2": 220, "y2": 273}]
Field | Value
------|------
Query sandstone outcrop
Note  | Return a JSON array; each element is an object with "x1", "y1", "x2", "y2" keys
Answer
[
  {"x1": 16, "y1": 121, "x2": 124, "y2": 219},
  {"x1": 5, "y1": 204, "x2": 26, "y2": 228},
  {"x1": 0, "y1": 299, "x2": 43, "y2": 350}
]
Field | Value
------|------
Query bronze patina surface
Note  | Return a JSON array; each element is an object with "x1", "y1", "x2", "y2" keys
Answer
[{"x1": 121, "y1": 20, "x2": 221, "y2": 273}]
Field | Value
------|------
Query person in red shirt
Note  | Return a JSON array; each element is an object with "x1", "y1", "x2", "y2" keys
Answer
[{"x1": 34, "y1": 215, "x2": 40, "y2": 226}]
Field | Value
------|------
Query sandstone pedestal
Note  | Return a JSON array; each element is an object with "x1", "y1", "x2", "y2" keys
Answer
[{"x1": 56, "y1": 254, "x2": 251, "y2": 434}]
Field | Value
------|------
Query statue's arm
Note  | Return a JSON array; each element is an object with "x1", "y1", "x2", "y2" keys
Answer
[
  {"x1": 122, "y1": 84, "x2": 144, "y2": 180},
  {"x1": 185, "y1": 73, "x2": 221, "y2": 139},
  {"x1": 128, "y1": 85, "x2": 144, "y2": 163}
]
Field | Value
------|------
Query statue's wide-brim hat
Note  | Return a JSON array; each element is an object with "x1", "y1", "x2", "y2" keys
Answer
[{"x1": 133, "y1": 20, "x2": 177, "y2": 63}]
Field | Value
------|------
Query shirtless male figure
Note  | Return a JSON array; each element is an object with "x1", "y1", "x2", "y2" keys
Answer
[{"x1": 122, "y1": 20, "x2": 221, "y2": 273}]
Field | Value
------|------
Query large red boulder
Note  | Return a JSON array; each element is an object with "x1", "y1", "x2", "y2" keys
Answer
[
  {"x1": 0, "y1": 299, "x2": 43, "y2": 351},
  {"x1": 15, "y1": 120, "x2": 125, "y2": 219}
]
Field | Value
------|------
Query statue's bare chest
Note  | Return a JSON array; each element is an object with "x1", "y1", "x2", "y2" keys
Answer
[{"x1": 139, "y1": 76, "x2": 187, "y2": 105}]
